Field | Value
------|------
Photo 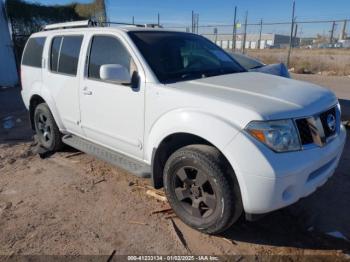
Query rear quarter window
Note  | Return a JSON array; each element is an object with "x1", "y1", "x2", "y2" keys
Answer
[{"x1": 22, "y1": 37, "x2": 46, "y2": 68}]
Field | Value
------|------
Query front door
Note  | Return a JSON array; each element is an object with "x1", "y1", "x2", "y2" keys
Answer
[{"x1": 79, "y1": 34, "x2": 145, "y2": 159}]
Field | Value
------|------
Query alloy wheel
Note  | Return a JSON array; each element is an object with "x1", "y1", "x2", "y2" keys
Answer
[
  {"x1": 36, "y1": 113, "x2": 52, "y2": 142},
  {"x1": 174, "y1": 166, "x2": 217, "y2": 218}
]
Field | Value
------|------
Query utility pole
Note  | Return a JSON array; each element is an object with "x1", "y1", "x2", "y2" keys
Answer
[
  {"x1": 132, "y1": 16, "x2": 134, "y2": 25},
  {"x1": 232, "y1": 6, "x2": 237, "y2": 51},
  {"x1": 242, "y1": 11, "x2": 248, "y2": 54},
  {"x1": 258, "y1": 18, "x2": 263, "y2": 49},
  {"x1": 330, "y1": 21, "x2": 336, "y2": 44},
  {"x1": 157, "y1": 12, "x2": 160, "y2": 26},
  {"x1": 287, "y1": 0, "x2": 296, "y2": 68}
]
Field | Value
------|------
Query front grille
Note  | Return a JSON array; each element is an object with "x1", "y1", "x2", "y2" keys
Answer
[
  {"x1": 295, "y1": 119, "x2": 314, "y2": 145},
  {"x1": 295, "y1": 106, "x2": 338, "y2": 146}
]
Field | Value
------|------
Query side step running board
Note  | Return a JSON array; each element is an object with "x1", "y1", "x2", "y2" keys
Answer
[{"x1": 62, "y1": 134, "x2": 151, "y2": 178}]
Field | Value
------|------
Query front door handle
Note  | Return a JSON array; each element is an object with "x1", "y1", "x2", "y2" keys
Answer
[{"x1": 83, "y1": 87, "x2": 92, "y2": 95}]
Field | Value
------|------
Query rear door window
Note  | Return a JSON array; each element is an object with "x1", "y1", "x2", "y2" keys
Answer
[
  {"x1": 50, "y1": 35, "x2": 83, "y2": 76},
  {"x1": 22, "y1": 37, "x2": 46, "y2": 68},
  {"x1": 50, "y1": 36, "x2": 63, "y2": 72}
]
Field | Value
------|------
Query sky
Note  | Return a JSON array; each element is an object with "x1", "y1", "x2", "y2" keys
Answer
[{"x1": 27, "y1": 0, "x2": 350, "y2": 37}]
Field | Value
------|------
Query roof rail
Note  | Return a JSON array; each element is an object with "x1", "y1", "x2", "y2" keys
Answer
[
  {"x1": 102, "y1": 21, "x2": 145, "y2": 27},
  {"x1": 42, "y1": 20, "x2": 164, "y2": 31},
  {"x1": 103, "y1": 22, "x2": 163, "y2": 28},
  {"x1": 42, "y1": 20, "x2": 97, "y2": 31}
]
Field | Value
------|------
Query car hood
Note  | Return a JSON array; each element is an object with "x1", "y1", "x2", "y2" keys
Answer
[{"x1": 166, "y1": 72, "x2": 337, "y2": 120}]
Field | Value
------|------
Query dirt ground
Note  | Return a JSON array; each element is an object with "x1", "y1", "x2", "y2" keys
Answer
[{"x1": 0, "y1": 75, "x2": 350, "y2": 259}]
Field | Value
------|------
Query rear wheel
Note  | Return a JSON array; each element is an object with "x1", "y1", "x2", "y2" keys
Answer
[
  {"x1": 34, "y1": 103, "x2": 63, "y2": 152},
  {"x1": 163, "y1": 145, "x2": 243, "y2": 234}
]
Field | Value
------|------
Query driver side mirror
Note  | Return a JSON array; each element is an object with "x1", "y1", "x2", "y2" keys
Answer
[{"x1": 100, "y1": 64, "x2": 131, "y2": 85}]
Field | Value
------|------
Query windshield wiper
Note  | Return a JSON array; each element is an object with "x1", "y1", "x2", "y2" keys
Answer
[
  {"x1": 249, "y1": 65, "x2": 264, "y2": 70},
  {"x1": 181, "y1": 72, "x2": 205, "y2": 80}
]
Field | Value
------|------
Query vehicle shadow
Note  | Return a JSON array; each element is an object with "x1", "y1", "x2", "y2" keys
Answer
[{"x1": 222, "y1": 127, "x2": 350, "y2": 252}]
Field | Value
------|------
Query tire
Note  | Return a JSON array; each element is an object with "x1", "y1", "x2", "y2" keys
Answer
[
  {"x1": 163, "y1": 144, "x2": 243, "y2": 234},
  {"x1": 34, "y1": 103, "x2": 63, "y2": 152}
]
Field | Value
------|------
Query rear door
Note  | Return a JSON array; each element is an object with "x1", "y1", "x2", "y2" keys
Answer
[{"x1": 43, "y1": 34, "x2": 84, "y2": 135}]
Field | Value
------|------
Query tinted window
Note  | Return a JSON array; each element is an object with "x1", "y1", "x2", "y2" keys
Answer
[
  {"x1": 88, "y1": 36, "x2": 131, "y2": 80},
  {"x1": 50, "y1": 37, "x2": 63, "y2": 72},
  {"x1": 22, "y1": 37, "x2": 46, "y2": 67},
  {"x1": 57, "y1": 36, "x2": 83, "y2": 75},
  {"x1": 128, "y1": 31, "x2": 245, "y2": 83}
]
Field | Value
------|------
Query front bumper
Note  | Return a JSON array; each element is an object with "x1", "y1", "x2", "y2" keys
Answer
[{"x1": 223, "y1": 124, "x2": 347, "y2": 214}]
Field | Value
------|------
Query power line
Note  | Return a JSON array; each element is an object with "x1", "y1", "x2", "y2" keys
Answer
[{"x1": 165, "y1": 18, "x2": 350, "y2": 29}]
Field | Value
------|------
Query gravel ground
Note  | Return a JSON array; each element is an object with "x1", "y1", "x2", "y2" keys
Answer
[{"x1": 0, "y1": 76, "x2": 349, "y2": 258}]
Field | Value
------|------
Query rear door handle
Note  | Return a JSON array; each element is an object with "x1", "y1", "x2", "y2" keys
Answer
[{"x1": 83, "y1": 87, "x2": 92, "y2": 95}]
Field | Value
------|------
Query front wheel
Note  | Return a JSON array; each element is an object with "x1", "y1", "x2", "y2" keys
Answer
[{"x1": 163, "y1": 145, "x2": 243, "y2": 234}]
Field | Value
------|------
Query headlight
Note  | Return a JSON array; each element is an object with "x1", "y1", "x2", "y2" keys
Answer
[
  {"x1": 337, "y1": 101, "x2": 341, "y2": 114},
  {"x1": 245, "y1": 119, "x2": 301, "y2": 152}
]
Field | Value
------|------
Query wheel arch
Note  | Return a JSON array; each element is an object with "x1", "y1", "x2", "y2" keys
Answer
[
  {"x1": 147, "y1": 109, "x2": 242, "y2": 188},
  {"x1": 151, "y1": 132, "x2": 242, "y2": 196},
  {"x1": 29, "y1": 92, "x2": 65, "y2": 132},
  {"x1": 29, "y1": 94, "x2": 45, "y2": 130}
]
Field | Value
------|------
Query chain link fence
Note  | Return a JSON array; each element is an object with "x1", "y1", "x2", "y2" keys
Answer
[
  {"x1": 164, "y1": 18, "x2": 350, "y2": 75},
  {"x1": 5, "y1": 0, "x2": 350, "y2": 77}
]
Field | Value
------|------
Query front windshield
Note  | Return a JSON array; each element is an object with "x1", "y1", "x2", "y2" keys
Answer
[
  {"x1": 128, "y1": 31, "x2": 246, "y2": 83},
  {"x1": 229, "y1": 52, "x2": 264, "y2": 70}
]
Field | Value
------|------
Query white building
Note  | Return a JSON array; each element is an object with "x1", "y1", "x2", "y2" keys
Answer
[{"x1": 203, "y1": 33, "x2": 300, "y2": 50}]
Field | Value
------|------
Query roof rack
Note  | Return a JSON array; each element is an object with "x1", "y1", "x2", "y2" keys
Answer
[
  {"x1": 101, "y1": 22, "x2": 163, "y2": 28},
  {"x1": 102, "y1": 21, "x2": 145, "y2": 27},
  {"x1": 42, "y1": 20, "x2": 163, "y2": 31},
  {"x1": 42, "y1": 20, "x2": 97, "y2": 31}
]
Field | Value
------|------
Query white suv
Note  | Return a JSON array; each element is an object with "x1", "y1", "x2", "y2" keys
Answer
[{"x1": 21, "y1": 21, "x2": 346, "y2": 234}]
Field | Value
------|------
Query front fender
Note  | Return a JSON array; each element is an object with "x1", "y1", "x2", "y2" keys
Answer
[{"x1": 145, "y1": 108, "x2": 241, "y2": 162}]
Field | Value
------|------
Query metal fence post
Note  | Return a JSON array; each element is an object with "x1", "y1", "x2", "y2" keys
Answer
[
  {"x1": 242, "y1": 11, "x2": 248, "y2": 54},
  {"x1": 258, "y1": 18, "x2": 263, "y2": 49},
  {"x1": 330, "y1": 21, "x2": 336, "y2": 44},
  {"x1": 293, "y1": 23, "x2": 298, "y2": 46},
  {"x1": 232, "y1": 6, "x2": 237, "y2": 51},
  {"x1": 191, "y1": 10, "x2": 194, "y2": 33},
  {"x1": 287, "y1": 0, "x2": 296, "y2": 68}
]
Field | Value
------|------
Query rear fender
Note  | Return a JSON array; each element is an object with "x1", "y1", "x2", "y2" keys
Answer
[{"x1": 31, "y1": 86, "x2": 66, "y2": 132}]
